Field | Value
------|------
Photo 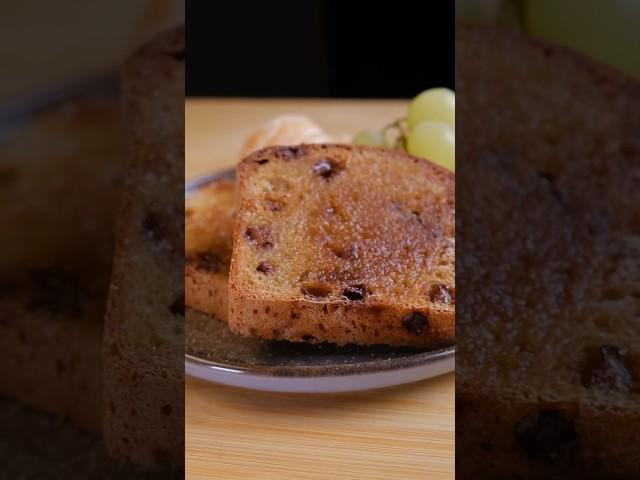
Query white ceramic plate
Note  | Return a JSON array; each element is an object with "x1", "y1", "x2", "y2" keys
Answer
[{"x1": 185, "y1": 172, "x2": 455, "y2": 393}]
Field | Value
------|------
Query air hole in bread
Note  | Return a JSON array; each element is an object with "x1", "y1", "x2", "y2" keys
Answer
[
  {"x1": 257, "y1": 158, "x2": 269, "y2": 165},
  {"x1": 402, "y1": 312, "x2": 429, "y2": 335},
  {"x1": 245, "y1": 226, "x2": 274, "y2": 249},
  {"x1": 540, "y1": 46, "x2": 554, "y2": 57},
  {"x1": 192, "y1": 252, "x2": 222, "y2": 273},
  {"x1": 620, "y1": 143, "x2": 637, "y2": 158},
  {"x1": 580, "y1": 345, "x2": 637, "y2": 392},
  {"x1": 165, "y1": 48, "x2": 184, "y2": 61},
  {"x1": 538, "y1": 171, "x2": 555, "y2": 183},
  {"x1": 342, "y1": 284, "x2": 367, "y2": 301},
  {"x1": 301, "y1": 282, "x2": 332, "y2": 298},
  {"x1": 265, "y1": 197, "x2": 285, "y2": 212},
  {"x1": 0, "y1": 167, "x2": 19, "y2": 186},
  {"x1": 169, "y1": 294, "x2": 184, "y2": 316},
  {"x1": 256, "y1": 261, "x2": 274, "y2": 274},
  {"x1": 602, "y1": 288, "x2": 624, "y2": 301},
  {"x1": 593, "y1": 316, "x2": 612, "y2": 330},
  {"x1": 330, "y1": 244, "x2": 357, "y2": 260},
  {"x1": 26, "y1": 268, "x2": 83, "y2": 316},
  {"x1": 161, "y1": 404, "x2": 173, "y2": 416},
  {"x1": 302, "y1": 334, "x2": 317, "y2": 343},
  {"x1": 318, "y1": 323, "x2": 326, "y2": 332},
  {"x1": 267, "y1": 178, "x2": 290, "y2": 192},
  {"x1": 429, "y1": 284, "x2": 454, "y2": 305},
  {"x1": 141, "y1": 211, "x2": 177, "y2": 250},
  {"x1": 276, "y1": 146, "x2": 305, "y2": 159},
  {"x1": 514, "y1": 410, "x2": 578, "y2": 464},
  {"x1": 313, "y1": 158, "x2": 342, "y2": 180}
]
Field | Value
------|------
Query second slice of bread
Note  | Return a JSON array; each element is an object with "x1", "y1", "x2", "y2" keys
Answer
[
  {"x1": 228, "y1": 144, "x2": 455, "y2": 347},
  {"x1": 185, "y1": 178, "x2": 235, "y2": 321}
]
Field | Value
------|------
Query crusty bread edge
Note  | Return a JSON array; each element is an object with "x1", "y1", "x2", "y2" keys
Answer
[{"x1": 229, "y1": 144, "x2": 455, "y2": 347}]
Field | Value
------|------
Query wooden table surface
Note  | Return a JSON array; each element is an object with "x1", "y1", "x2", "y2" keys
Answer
[{"x1": 185, "y1": 98, "x2": 455, "y2": 480}]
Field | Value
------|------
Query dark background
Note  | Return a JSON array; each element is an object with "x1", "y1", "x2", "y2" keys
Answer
[{"x1": 187, "y1": 1, "x2": 454, "y2": 98}]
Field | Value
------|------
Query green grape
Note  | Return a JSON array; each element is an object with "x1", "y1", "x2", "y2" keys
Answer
[
  {"x1": 525, "y1": 0, "x2": 640, "y2": 77},
  {"x1": 407, "y1": 121, "x2": 455, "y2": 171},
  {"x1": 407, "y1": 88, "x2": 455, "y2": 130},
  {"x1": 352, "y1": 129, "x2": 387, "y2": 147}
]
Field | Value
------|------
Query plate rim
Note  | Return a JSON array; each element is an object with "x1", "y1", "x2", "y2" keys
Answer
[{"x1": 186, "y1": 354, "x2": 455, "y2": 393}]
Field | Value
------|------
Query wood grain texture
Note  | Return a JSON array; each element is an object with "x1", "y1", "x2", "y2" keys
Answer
[{"x1": 185, "y1": 98, "x2": 454, "y2": 480}]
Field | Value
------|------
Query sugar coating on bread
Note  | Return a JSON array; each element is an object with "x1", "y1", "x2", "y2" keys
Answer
[
  {"x1": 185, "y1": 179, "x2": 235, "y2": 321},
  {"x1": 456, "y1": 24, "x2": 640, "y2": 478},
  {"x1": 229, "y1": 144, "x2": 455, "y2": 347}
]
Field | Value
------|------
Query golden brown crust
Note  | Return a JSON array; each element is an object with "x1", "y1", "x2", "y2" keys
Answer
[{"x1": 229, "y1": 144, "x2": 455, "y2": 347}]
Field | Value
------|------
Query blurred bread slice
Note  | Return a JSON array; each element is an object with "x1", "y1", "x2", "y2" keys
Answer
[
  {"x1": 0, "y1": 93, "x2": 123, "y2": 432},
  {"x1": 103, "y1": 26, "x2": 184, "y2": 470}
]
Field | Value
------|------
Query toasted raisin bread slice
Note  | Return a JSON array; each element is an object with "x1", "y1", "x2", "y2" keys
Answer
[
  {"x1": 103, "y1": 26, "x2": 184, "y2": 470},
  {"x1": 185, "y1": 178, "x2": 235, "y2": 321},
  {"x1": 228, "y1": 144, "x2": 455, "y2": 347},
  {"x1": 456, "y1": 25, "x2": 640, "y2": 479},
  {"x1": 0, "y1": 92, "x2": 122, "y2": 431}
]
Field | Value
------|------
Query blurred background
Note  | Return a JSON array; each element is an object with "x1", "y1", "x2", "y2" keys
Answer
[
  {"x1": 0, "y1": 0, "x2": 183, "y2": 104},
  {"x1": 0, "y1": 1, "x2": 183, "y2": 478},
  {"x1": 456, "y1": 0, "x2": 640, "y2": 78},
  {"x1": 187, "y1": 1, "x2": 454, "y2": 98}
]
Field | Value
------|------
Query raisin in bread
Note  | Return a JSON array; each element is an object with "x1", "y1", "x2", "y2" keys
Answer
[
  {"x1": 103, "y1": 27, "x2": 184, "y2": 469},
  {"x1": 0, "y1": 93, "x2": 122, "y2": 431},
  {"x1": 185, "y1": 178, "x2": 235, "y2": 321},
  {"x1": 456, "y1": 25, "x2": 640, "y2": 479},
  {"x1": 228, "y1": 144, "x2": 455, "y2": 347}
]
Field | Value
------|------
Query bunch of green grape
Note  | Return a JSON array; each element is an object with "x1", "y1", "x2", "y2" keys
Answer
[{"x1": 353, "y1": 88, "x2": 455, "y2": 171}]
